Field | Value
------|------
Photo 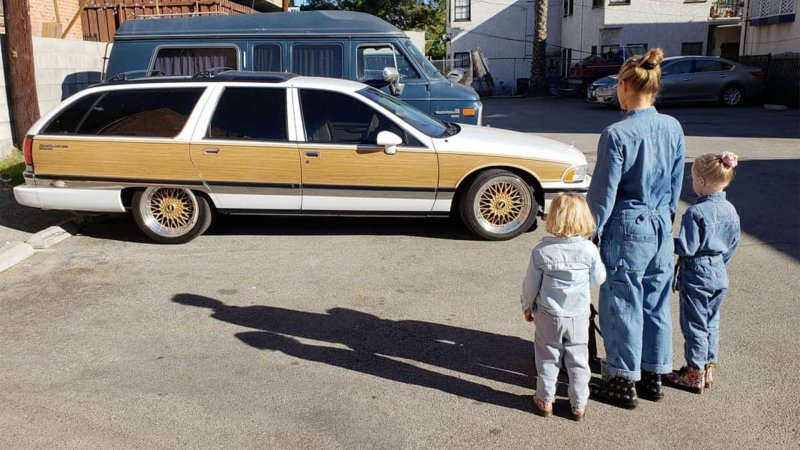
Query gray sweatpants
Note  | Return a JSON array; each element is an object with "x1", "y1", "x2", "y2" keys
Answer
[{"x1": 534, "y1": 309, "x2": 591, "y2": 408}]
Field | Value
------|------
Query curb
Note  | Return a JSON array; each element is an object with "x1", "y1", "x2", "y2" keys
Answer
[{"x1": 0, "y1": 217, "x2": 83, "y2": 274}]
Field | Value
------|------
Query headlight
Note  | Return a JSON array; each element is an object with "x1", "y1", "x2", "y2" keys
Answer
[{"x1": 563, "y1": 165, "x2": 588, "y2": 183}]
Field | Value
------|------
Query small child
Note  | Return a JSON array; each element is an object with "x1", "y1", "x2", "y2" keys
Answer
[
  {"x1": 521, "y1": 193, "x2": 606, "y2": 420},
  {"x1": 668, "y1": 152, "x2": 741, "y2": 393}
]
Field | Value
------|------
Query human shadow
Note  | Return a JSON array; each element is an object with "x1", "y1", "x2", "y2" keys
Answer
[
  {"x1": 680, "y1": 159, "x2": 800, "y2": 261},
  {"x1": 172, "y1": 293, "x2": 537, "y2": 412}
]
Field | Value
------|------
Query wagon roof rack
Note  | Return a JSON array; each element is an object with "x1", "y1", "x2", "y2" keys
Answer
[
  {"x1": 101, "y1": 70, "x2": 298, "y2": 86},
  {"x1": 107, "y1": 69, "x2": 166, "y2": 82}
]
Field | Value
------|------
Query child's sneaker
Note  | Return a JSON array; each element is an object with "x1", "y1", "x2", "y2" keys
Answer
[
  {"x1": 704, "y1": 363, "x2": 716, "y2": 388},
  {"x1": 570, "y1": 406, "x2": 586, "y2": 422},
  {"x1": 532, "y1": 395, "x2": 553, "y2": 417},
  {"x1": 666, "y1": 366, "x2": 705, "y2": 394}
]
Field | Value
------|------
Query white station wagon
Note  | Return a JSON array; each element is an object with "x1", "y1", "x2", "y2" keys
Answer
[{"x1": 15, "y1": 72, "x2": 590, "y2": 243}]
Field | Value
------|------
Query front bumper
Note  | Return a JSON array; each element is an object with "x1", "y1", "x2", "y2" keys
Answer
[
  {"x1": 586, "y1": 86, "x2": 617, "y2": 104},
  {"x1": 540, "y1": 175, "x2": 591, "y2": 215}
]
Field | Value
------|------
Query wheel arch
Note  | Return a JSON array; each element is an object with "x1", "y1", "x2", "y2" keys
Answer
[
  {"x1": 450, "y1": 165, "x2": 544, "y2": 217},
  {"x1": 120, "y1": 186, "x2": 217, "y2": 214}
]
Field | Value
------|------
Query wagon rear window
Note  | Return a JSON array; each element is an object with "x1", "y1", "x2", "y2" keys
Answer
[
  {"x1": 76, "y1": 88, "x2": 204, "y2": 138},
  {"x1": 43, "y1": 93, "x2": 103, "y2": 134}
]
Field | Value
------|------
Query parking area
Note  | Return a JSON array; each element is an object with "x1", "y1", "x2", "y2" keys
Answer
[{"x1": 0, "y1": 98, "x2": 798, "y2": 448}]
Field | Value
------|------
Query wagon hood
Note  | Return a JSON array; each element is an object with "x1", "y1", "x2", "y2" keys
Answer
[{"x1": 433, "y1": 124, "x2": 587, "y2": 165}]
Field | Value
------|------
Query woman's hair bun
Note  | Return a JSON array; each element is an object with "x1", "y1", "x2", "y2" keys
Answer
[{"x1": 638, "y1": 48, "x2": 664, "y2": 70}]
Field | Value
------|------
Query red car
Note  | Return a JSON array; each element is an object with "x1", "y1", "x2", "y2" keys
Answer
[{"x1": 569, "y1": 45, "x2": 647, "y2": 90}]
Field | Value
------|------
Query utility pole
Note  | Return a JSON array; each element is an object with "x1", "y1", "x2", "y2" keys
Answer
[
  {"x1": 3, "y1": 0, "x2": 40, "y2": 146},
  {"x1": 283, "y1": 0, "x2": 290, "y2": 11}
]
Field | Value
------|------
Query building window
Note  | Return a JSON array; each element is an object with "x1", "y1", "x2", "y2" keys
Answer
[
  {"x1": 748, "y1": 0, "x2": 796, "y2": 25},
  {"x1": 681, "y1": 42, "x2": 704, "y2": 55},
  {"x1": 591, "y1": 46, "x2": 597, "y2": 56},
  {"x1": 454, "y1": 0, "x2": 471, "y2": 21},
  {"x1": 609, "y1": 0, "x2": 631, "y2": 4},
  {"x1": 563, "y1": 0, "x2": 575, "y2": 16},
  {"x1": 454, "y1": 52, "x2": 471, "y2": 69},
  {"x1": 593, "y1": 0, "x2": 604, "y2": 7}
]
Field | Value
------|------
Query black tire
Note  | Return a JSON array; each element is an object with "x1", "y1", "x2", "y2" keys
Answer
[
  {"x1": 720, "y1": 85, "x2": 745, "y2": 107},
  {"x1": 132, "y1": 187, "x2": 212, "y2": 244},
  {"x1": 459, "y1": 169, "x2": 538, "y2": 240}
]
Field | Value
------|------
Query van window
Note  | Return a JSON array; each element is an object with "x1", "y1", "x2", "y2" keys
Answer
[
  {"x1": 43, "y1": 93, "x2": 103, "y2": 134},
  {"x1": 253, "y1": 44, "x2": 282, "y2": 72},
  {"x1": 292, "y1": 44, "x2": 343, "y2": 78},
  {"x1": 357, "y1": 45, "x2": 420, "y2": 82},
  {"x1": 152, "y1": 47, "x2": 238, "y2": 76},
  {"x1": 299, "y1": 89, "x2": 420, "y2": 146},
  {"x1": 77, "y1": 88, "x2": 205, "y2": 138},
  {"x1": 404, "y1": 42, "x2": 444, "y2": 80},
  {"x1": 208, "y1": 87, "x2": 287, "y2": 141}
]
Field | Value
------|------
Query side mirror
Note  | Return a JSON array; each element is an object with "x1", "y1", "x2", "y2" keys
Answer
[
  {"x1": 376, "y1": 130, "x2": 402, "y2": 155},
  {"x1": 382, "y1": 67, "x2": 405, "y2": 96}
]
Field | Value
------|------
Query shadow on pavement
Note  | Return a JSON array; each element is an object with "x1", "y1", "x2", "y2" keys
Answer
[
  {"x1": 483, "y1": 96, "x2": 800, "y2": 139},
  {"x1": 680, "y1": 159, "x2": 800, "y2": 261},
  {"x1": 0, "y1": 187, "x2": 68, "y2": 237},
  {"x1": 172, "y1": 294, "x2": 537, "y2": 413}
]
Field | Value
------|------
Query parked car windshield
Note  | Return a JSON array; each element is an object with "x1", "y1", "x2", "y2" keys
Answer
[{"x1": 358, "y1": 87, "x2": 455, "y2": 138}]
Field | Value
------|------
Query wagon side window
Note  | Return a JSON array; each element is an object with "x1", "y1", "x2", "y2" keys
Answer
[
  {"x1": 207, "y1": 87, "x2": 288, "y2": 141},
  {"x1": 299, "y1": 89, "x2": 420, "y2": 146},
  {"x1": 152, "y1": 47, "x2": 238, "y2": 76},
  {"x1": 292, "y1": 44, "x2": 343, "y2": 78},
  {"x1": 42, "y1": 93, "x2": 103, "y2": 134},
  {"x1": 253, "y1": 44, "x2": 283, "y2": 72},
  {"x1": 77, "y1": 88, "x2": 205, "y2": 138}
]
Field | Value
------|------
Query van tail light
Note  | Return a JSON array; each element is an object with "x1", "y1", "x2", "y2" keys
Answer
[
  {"x1": 749, "y1": 70, "x2": 765, "y2": 78},
  {"x1": 23, "y1": 135, "x2": 34, "y2": 171}
]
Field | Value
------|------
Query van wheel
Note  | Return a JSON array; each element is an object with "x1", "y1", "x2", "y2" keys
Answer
[
  {"x1": 133, "y1": 187, "x2": 211, "y2": 244},
  {"x1": 459, "y1": 169, "x2": 537, "y2": 240}
]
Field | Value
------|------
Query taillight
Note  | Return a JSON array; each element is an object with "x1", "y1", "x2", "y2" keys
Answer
[
  {"x1": 23, "y1": 135, "x2": 34, "y2": 170},
  {"x1": 749, "y1": 70, "x2": 765, "y2": 78}
]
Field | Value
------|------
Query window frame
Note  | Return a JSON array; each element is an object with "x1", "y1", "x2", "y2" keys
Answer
[
  {"x1": 680, "y1": 42, "x2": 704, "y2": 56},
  {"x1": 453, "y1": 0, "x2": 471, "y2": 21},
  {"x1": 148, "y1": 44, "x2": 240, "y2": 77}
]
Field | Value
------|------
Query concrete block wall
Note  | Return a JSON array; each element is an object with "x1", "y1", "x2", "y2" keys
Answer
[{"x1": 0, "y1": 36, "x2": 109, "y2": 158}]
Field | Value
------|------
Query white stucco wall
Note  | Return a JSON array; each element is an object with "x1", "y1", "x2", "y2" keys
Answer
[
  {"x1": 449, "y1": 0, "x2": 535, "y2": 93},
  {"x1": 0, "y1": 36, "x2": 109, "y2": 158},
  {"x1": 742, "y1": 20, "x2": 800, "y2": 55}
]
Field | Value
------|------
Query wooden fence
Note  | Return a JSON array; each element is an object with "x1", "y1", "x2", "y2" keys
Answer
[{"x1": 81, "y1": 0, "x2": 258, "y2": 42}]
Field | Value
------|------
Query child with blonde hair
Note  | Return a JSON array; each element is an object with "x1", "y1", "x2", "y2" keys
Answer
[
  {"x1": 521, "y1": 193, "x2": 606, "y2": 420},
  {"x1": 668, "y1": 152, "x2": 741, "y2": 393}
]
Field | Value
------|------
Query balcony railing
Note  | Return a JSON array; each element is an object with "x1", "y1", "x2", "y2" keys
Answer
[{"x1": 710, "y1": 0, "x2": 744, "y2": 19}]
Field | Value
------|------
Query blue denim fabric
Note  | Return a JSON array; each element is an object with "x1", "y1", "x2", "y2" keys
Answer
[
  {"x1": 587, "y1": 107, "x2": 685, "y2": 381},
  {"x1": 675, "y1": 192, "x2": 740, "y2": 369},
  {"x1": 521, "y1": 236, "x2": 606, "y2": 317}
]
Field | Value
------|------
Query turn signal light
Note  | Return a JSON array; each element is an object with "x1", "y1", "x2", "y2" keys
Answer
[
  {"x1": 462, "y1": 108, "x2": 476, "y2": 117},
  {"x1": 563, "y1": 165, "x2": 588, "y2": 183},
  {"x1": 749, "y1": 70, "x2": 765, "y2": 78}
]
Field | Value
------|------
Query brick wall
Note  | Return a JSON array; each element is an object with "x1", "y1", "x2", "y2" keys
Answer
[
  {"x1": 0, "y1": 0, "x2": 83, "y2": 40},
  {"x1": 0, "y1": 36, "x2": 108, "y2": 158}
]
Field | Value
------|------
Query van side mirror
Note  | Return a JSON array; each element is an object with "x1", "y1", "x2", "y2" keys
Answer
[
  {"x1": 382, "y1": 67, "x2": 405, "y2": 96},
  {"x1": 376, "y1": 131, "x2": 402, "y2": 155}
]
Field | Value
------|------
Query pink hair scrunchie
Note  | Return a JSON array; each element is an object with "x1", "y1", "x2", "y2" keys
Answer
[{"x1": 721, "y1": 152, "x2": 738, "y2": 168}]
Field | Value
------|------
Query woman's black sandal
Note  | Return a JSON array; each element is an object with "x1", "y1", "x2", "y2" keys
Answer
[
  {"x1": 604, "y1": 376, "x2": 639, "y2": 408},
  {"x1": 636, "y1": 370, "x2": 664, "y2": 401}
]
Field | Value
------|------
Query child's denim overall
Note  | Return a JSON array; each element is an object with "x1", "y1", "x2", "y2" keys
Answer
[
  {"x1": 587, "y1": 107, "x2": 685, "y2": 381},
  {"x1": 675, "y1": 192, "x2": 740, "y2": 369}
]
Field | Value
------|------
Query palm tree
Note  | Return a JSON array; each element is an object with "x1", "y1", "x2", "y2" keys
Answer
[{"x1": 529, "y1": 0, "x2": 548, "y2": 95}]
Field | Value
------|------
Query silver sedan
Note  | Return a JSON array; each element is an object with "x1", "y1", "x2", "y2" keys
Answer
[{"x1": 587, "y1": 56, "x2": 765, "y2": 107}]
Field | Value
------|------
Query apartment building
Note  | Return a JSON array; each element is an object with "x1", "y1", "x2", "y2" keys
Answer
[{"x1": 741, "y1": 0, "x2": 798, "y2": 54}]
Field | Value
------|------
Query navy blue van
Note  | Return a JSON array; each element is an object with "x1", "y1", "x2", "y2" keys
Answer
[{"x1": 106, "y1": 11, "x2": 483, "y2": 125}]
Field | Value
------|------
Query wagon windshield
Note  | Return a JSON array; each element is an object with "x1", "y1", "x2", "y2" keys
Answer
[{"x1": 358, "y1": 87, "x2": 452, "y2": 138}]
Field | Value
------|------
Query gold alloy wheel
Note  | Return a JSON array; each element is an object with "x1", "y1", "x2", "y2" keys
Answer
[
  {"x1": 139, "y1": 187, "x2": 200, "y2": 238},
  {"x1": 473, "y1": 175, "x2": 532, "y2": 235}
]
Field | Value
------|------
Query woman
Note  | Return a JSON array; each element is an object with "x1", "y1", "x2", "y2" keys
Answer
[{"x1": 587, "y1": 48, "x2": 685, "y2": 407}]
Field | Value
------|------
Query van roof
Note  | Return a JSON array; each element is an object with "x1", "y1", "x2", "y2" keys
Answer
[{"x1": 114, "y1": 11, "x2": 406, "y2": 40}]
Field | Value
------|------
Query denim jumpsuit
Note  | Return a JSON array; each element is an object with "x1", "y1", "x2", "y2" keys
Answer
[
  {"x1": 587, "y1": 107, "x2": 685, "y2": 381},
  {"x1": 521, "y1": 236, "x2": 607, "y2": 408},
  {"x1": 675, "y1": 192, "x2": 740, "y2": 370}
]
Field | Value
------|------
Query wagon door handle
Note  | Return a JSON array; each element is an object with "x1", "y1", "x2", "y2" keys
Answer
[
  {"x1": 304, "y1": 151, "x2": 320, "y2": 158},
  {"x1": 718, "y1": 74, "x2": 727, "y2": 78},
  {"x1": 204, "y1": 147, "x2": 220, "y2": 154}
]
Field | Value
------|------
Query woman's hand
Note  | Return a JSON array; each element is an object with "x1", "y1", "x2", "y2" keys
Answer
[{"x1": 524, "y1": 308, "x2": 534, "y2": 322}]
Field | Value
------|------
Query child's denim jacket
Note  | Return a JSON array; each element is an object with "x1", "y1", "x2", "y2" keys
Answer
[
  {"x1": 521, "y1": 236, "x2": 607, "y2": 317},
  {"x1": 674, "y1": 192, "x2": 740, "y2": 290}
]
